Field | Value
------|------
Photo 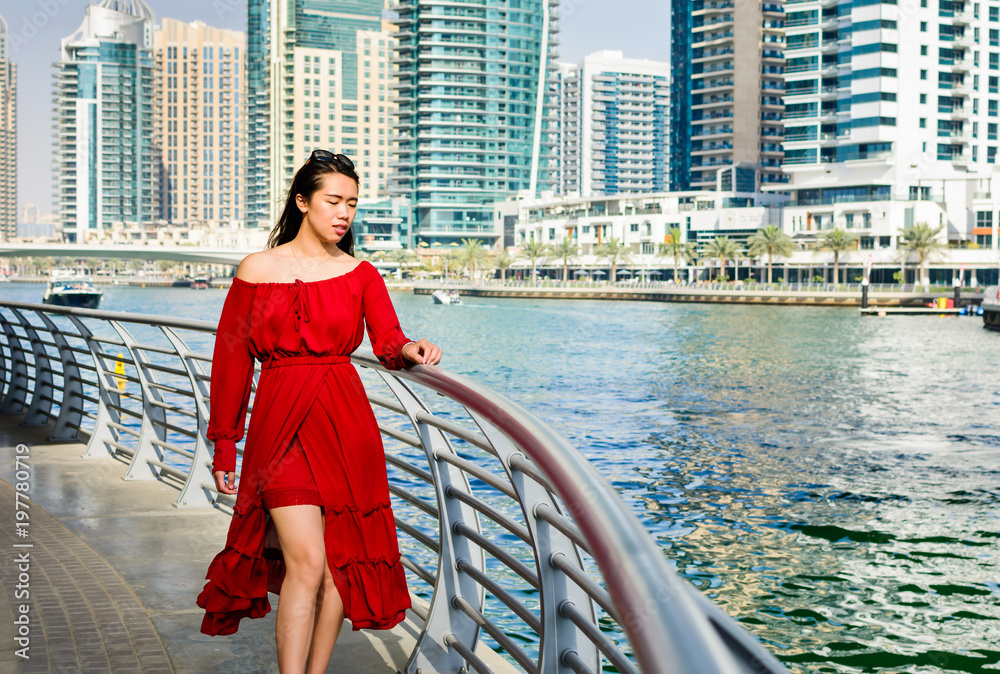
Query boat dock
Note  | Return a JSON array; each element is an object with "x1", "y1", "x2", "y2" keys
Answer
[
  {"x1": 413, "y1": 281, "x2": 986, "y2": 308},
  {"x1": 858, "y1": 306, "x2": 968, "y2": 316}
]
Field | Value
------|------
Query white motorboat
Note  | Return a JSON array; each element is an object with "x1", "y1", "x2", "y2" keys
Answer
[
  {"x1": 42, "y1": 271, "x2": 103, "y2": 309},
  {"x1": 431, "y1": 289, "x2": 462, "y2": 305}
]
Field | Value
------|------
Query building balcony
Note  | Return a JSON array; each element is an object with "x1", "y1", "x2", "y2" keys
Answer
[
  {"x1": 692, "y1": 1, "x2": 735, "y2": 15},
  {"x1": 692, "y1": 18, "x2": 735, "y2": 33},
  {"x1": 691, "y1": 143, "x2": 734, "y2": 155}
]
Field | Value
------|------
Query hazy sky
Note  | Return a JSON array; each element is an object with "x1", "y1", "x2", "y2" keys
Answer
[{"x1": 0, "y1": 0, "x2": 670, "y2": 216}]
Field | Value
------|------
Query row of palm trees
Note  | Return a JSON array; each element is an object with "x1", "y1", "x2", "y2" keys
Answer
[
  {"x1": 373, "y1": 222, "x2": 947, "y2": 284},
  {"x1": 698, "y1": 222, "x2": 946, "y2": 284}
]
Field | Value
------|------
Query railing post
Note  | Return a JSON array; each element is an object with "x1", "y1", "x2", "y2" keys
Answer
[
  {"x1": 67, "y1": 315, "x2": 120, "y2": 459},
  {"x1": 0, "y1": 314, "x2": 30, "y2": 414},
  {"x1": 39, "y1": 312, "x2": 86, "y2": 440},
  {"x1": 377, "y1": 372, "x2": 486, "y2": 674},
  {"x1": 12, "y1": 309, "x2": 57, "y2": 427},
  {"x1": 160, "y1": 326, "x2": 215, "y2": 508},
  {"x1": 471, "y1": 411, "x2": 600, "y2": 673},
  {"x1": 108, "y1": 322, "x2": 168, "y2": 480}
]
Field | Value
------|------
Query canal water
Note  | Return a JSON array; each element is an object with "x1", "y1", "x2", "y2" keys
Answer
[{"x1": 5, "y1": 282, "x2": 999, "y2": 673}]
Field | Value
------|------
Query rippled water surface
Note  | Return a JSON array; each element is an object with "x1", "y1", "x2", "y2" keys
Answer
[{"x1": 6, "y1": 283, "x2": 1000, "y2": 672}]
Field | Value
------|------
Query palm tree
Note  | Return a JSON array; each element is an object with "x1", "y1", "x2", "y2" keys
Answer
[
  {"x1": 550, "y1": 237, "x2": 579, "y2": 281},
  {"x1": 704, "y1": 236, "x2": 741, "y2": 281},
  {"x1": 493, "y1": 249, "x2": 514, "y2": 281},
  {"x1": 818, "y1": 229, "x2": 858, "y2": 284},
  {"x1": 656, "y1": 227, "x2": 697, "y2": 282},
  {"x1": 457, "y1": 238, "x2": 489, "y2": 280},
  {"x1": 388, "y1": 248, "x2": 412, "y2": 279},
  {"x1": 596, "y1": 236, "x2": 632, "y2": 282},
  {"x1": 898, "y1": 222, "x2": 946, "y2": 287},
  {"x1": 520, "y1": 239, "x2": 549, "y2": 283},
  {"x1": 747, "y1": 225, "x2": 794, "y2": 284}
]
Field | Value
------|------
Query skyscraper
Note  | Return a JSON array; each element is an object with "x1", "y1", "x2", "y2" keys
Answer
[
  {"x1": 669, "y1": 0, "x2": 692, "y2": 191},
  {"x1": 246, "y1": 0, "x2": 395, "y2": 228},
  {"x1": 154, "y1": 19, "x2": 245, "y2": 226},
  {"x1": 670, "y1": 0, "x2": 786, "y2": 191},
  {"x1": 391, "y1": 0, "x2": 560, "y2": 246},
  {"x1": 557, "y1": 51, "x2": 670, "y2": 197},
  {"x1": 0, "y1": 15, "x2": 16, "y2": 241},
  {"x1": 778, "y1": 0, "x2": 987, "y2": 249},
  {"x1": 54, "y1": 0, "x2": 157, "y2": 243}
]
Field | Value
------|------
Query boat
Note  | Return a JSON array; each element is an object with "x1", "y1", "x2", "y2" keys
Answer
[
  {"x1": 42, "y1": 271, "x2": 103, "y2": 309},
  {"x1": 431, "y1": 289, "x2": 462, "y2": 305},
  {"x1": 172, "y1": 277, "x2": 193, "y2": 288},
  {"x1": 983, "y1": 286, "x2": 1000, "y2": 330},
  {"x1": 191, "y1": 276, "x2": 210, "y2": 289}
]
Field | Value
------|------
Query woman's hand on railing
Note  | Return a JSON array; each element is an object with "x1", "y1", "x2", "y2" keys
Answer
[
  {"x1": 402, "y1": 339, "x2": 443, "y2": 366},
  {"x1": 213, "y1": 470, "x2": 238, "y2": 495}
]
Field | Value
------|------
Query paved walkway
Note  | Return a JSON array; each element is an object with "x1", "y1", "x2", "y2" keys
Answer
[{"x1": 0, "y1": 415, "x2": 513, "y2": 673}]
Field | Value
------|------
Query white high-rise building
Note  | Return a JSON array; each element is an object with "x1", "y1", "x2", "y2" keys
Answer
[
  {"x1": 555, "y1": 51, "x2": 670, "y2": 197},
  {"x1": 54, "y1": 0, "x2": 157, "y2": 243},
  {"x1": 0, "y1": 15, "x2": 16, "y2": 242},
  {"x1": 779, "y1": 0, "x2": 997, "y2": 256}
]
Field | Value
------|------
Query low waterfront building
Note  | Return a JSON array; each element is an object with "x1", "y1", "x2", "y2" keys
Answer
[
  {"x1": 79, "y1": 219, "x2": 268, "y2": 249},
  {"x1": 500, "y1": 177, "x2": 1000, "y2": 285}
]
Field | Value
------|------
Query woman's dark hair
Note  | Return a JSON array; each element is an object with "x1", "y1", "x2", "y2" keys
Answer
[{"x1": 267, "y1": 151, "x2": 361, "y2": 255}]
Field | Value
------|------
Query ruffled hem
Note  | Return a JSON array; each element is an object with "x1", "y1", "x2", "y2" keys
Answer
[
  {"x1": 196, "y1": 545, "x2": 274, "y2": 636},
  {"x1": 197, "y1": 501, "x2": 411, "y2": 636}
]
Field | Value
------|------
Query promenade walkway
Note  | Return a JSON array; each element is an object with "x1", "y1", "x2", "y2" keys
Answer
[{"x1": 0, "y1": 415, "x2": 512, "y2": 673}]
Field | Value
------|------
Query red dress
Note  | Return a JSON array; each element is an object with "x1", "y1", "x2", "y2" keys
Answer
[{"x1": 196, "y1": 260, "x2": 413, "y2": 636}]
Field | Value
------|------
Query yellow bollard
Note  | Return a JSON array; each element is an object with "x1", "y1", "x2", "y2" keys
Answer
[{"x1": 114, "y1": 353, "x2": 127, "y2": 391}]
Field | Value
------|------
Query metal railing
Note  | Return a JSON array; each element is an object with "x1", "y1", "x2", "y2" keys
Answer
[{"x1": 0, "y1": 300, "x2": 788, "y2": 674}]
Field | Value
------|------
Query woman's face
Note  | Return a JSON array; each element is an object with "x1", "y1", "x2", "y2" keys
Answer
[{"x1": 297, "y1": 172, "x2": 359, "y2": 245}]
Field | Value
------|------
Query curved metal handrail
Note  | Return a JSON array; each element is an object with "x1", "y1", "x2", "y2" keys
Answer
[{"x1": 0, "y1": 300, "x2": 788, "y2": 674}]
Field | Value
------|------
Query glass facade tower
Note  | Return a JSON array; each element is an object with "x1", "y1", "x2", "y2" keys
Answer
[
  {"x1": 390, "y1": 0, "x2": 559, "y2": 246},
  {"x1": 54, "y1": 1, "x2": 157, "y2": 243},
  {"x1": 247, "y1": 0, "x2": 392, "y2": 227},
  {"x1": 669, "y1": 0, "x2": 692, "y2": 191},
  {"x1": 246, "y1": 0, "x2": 271, "y2": 227}
]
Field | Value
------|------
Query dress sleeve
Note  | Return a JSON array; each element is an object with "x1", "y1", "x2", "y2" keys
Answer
[
  {"x1": 362, "y1": 264, "x2": 413, "y2": 371},
  {"x1": 207, "y1": 280, "x2": 257, "y2": 473}
]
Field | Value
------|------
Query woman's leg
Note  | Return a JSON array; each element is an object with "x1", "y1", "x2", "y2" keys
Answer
[
  {"x1": 269, "y1": 504, "x2": 329, "y2": 673},
  {"x1": 304, "y1": 514, "x2": 344, "y2": 674}
]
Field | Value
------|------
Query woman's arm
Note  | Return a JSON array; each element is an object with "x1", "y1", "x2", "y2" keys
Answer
[
  {"x1": 207, "y1": 280, "x2": 257, "y2": 480},
  {"x1": 362, "y1": 265, "x2": 441, "y2": 368}
]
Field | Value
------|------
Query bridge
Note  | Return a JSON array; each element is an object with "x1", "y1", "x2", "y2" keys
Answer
[
  {"x1": 0, "y1": 299, "x2": 790, "y2": 673},
  {"x1": 0, "y1": 243, "x2": 253, "y2": 266}
]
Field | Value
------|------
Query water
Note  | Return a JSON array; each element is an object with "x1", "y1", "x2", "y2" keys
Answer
[{"x1": 5, "y1": 282, "x2": 1000, "y2": 673}]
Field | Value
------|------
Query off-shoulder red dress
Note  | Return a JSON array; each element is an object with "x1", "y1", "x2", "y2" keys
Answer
[{"x1": 196, "y1": 260, "x2": 412, "y2": 636}]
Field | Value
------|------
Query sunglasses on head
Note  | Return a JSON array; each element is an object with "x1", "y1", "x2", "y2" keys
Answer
[{"x1": 306, "y1": 149, "x2": 355, "y2": 169}]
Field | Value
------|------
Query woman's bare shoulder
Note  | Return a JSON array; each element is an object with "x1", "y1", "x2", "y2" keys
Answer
[{"x1": 235, "y1": 250, "x2": 283, "y2": 283}]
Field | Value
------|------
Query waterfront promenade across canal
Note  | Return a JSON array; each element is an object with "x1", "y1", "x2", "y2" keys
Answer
[
  {"x1": 413, "y1": 279, "x2": 987, "y2": 308},
  {"x1": 0, "y1": 300, "x2": 788, "y2": 673}
]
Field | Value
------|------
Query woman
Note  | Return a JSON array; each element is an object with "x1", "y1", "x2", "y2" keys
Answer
[{"x1": 197, "y1": 150, "x2": 441, "y2": 673}]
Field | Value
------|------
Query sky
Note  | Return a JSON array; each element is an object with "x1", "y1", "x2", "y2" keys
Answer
[{"x1": 0, "y1": 0, "x2": 670, "y2": 217}]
